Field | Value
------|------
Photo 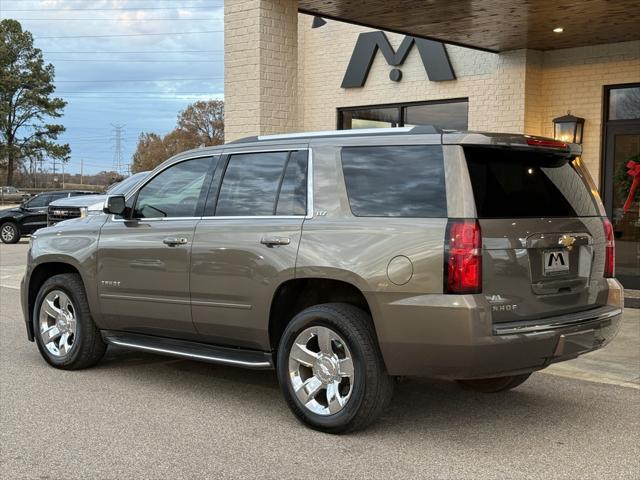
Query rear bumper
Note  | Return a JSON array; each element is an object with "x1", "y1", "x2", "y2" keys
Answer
[{"x1": 372, "y1": 279, "x2": 624, "y2": 379}]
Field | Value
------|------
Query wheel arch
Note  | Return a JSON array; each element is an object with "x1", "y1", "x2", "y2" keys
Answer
[
  {"x1": 26, "y1": 262, "x2": 83, "y2": 341},
  {"x1": 268, "y1": 277, "x2": 377, "y2": 353}
]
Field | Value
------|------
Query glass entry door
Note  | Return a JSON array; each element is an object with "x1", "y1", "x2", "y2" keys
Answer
[{"x1": 603, "y1": 85, "x2": 640, "y2": 289}]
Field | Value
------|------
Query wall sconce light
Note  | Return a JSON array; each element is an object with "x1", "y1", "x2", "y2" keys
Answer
[
  {"x1": 553, "y1": 112, "x2": 585, "y2": 144},
  {"x1": 312, "y1": 16, "x2": 327, "y2": 28}
]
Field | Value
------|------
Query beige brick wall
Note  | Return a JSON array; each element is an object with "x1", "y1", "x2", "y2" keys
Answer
[
  {"x1": 297, "y1": 17, "x2": 529, "y2": 133},
  {"x1": 296, "y1": 16, "x2": 639, "y2": 185},
  {"x1": 224, "y1": 0, "x2": 298, "y2": 141},
  {"x1": 535, "y1": 42, "x2": 640, "y2": 185},
  {"x1": 225, "y1": 7, "x2": 639, "y2": 185}
]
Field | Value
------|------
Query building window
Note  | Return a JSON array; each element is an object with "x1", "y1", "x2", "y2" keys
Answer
[
  {"x1": 608, "y1": 86, "x2": 640, "y2": 121},
  {"x1": 338, "y1": 99, "x2": 468, "y2": 131},
  {"x1": 602, "y1": 83, "x2": 640, "y2": 289}
]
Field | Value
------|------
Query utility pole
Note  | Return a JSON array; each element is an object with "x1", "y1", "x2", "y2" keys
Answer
[
  {"x1": 80, "y1": 158, "x2": 84, "y2": 185},
  {"x1": 111, "y1": 124, "x2": 125, "y2": 176},
  {"x1": 38, "y1": 158, "x2": 44, "y2": 189}
]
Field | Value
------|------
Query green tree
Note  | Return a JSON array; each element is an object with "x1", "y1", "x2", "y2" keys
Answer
[{"x1": 0, "y1": 19, "x2": 70, "y2": 185}]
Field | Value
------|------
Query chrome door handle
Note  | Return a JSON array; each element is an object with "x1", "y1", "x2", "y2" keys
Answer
[
  {"x1": 163, "y1": 237, "x2": 188, "y2": 247},
  {"x1": 260, "y1": 236, "x2": 290, "y2": 247}
]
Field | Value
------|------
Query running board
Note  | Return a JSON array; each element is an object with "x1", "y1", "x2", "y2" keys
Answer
[{"x1": 101, "y1": 331, "x2": 273, "y2": 369}]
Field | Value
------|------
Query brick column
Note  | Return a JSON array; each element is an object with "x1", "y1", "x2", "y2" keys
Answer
[{"x1": 224, "y1": 0, "x2": 299, "y2": 142}]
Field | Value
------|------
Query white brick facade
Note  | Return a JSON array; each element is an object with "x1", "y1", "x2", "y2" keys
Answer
[
  {"x1": 224, "y1": 0, "x2": 299, "y2": 141},
  {"x1": 225, "y1": 6, "x2": 640, "y2": 185}
]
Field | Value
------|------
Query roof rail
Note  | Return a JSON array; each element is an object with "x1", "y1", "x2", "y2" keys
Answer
[
  {"x1": 257, "y1": 125, "x2": 441, "y2": 141},
  {"x1": 226, "y1": 125, "x2": 441, "y2": 144}
]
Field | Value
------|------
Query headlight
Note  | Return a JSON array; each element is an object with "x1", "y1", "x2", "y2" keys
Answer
[{"x1": 79, "y1": 207, "x2": 89, "y2": 218}]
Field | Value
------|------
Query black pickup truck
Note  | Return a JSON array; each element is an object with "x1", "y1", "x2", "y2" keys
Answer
[{"x1": 0, "y1": 190, "x2": 93, "y2": 244}]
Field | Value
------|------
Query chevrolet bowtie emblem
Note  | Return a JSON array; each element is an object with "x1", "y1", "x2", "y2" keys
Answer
[{"x1": 558, "y1": 234, "x2": 576, "y2": 250}]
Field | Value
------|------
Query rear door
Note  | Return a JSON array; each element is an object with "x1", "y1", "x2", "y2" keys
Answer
[
  {"x1": 190, "y1": 148, "x2": 309, "y2": 350},
  {"x1": 463, "y1": 146, "x2": 609, "y2": 323}
]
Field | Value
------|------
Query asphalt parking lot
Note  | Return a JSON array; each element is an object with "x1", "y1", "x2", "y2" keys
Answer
[{"x1": 1, "y1": 240, "x2": 639, "y2": 479}]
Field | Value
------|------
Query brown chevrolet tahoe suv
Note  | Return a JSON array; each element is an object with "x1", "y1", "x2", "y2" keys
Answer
[{"x1": 21, "y1": 127, "x2": 624, "y2": 433}]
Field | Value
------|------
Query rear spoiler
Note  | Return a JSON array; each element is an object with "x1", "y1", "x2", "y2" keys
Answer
[{"x1": 443, "y1": 133, "x2": 580, "y2": 158}]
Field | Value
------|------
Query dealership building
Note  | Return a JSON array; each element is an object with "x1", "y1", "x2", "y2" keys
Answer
[{"x1": 223, "y1": 0, "x2": 640, "y2": 287}]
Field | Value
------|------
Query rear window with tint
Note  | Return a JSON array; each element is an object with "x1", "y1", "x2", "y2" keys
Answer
[
  {"x1": 341, "y1": 145, "x2": 447, "y2": 217},
  {"x1": 464, "y1": 147, "x2": 599, "y2": 218}
]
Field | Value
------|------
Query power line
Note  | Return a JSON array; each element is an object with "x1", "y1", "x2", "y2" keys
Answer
[
  {"x1": 55, "y1": 78, "x2": 223, "y2": 82},
  {"x1": 2, "y1": 0, "x2": 223, "y2": 3},
  {"x1": 56, "y1": 90, "x2": 218, "y2": 93},
  {"x1": 16, "y1": 17, "x2": 221, "y2": 21},
  {"x1": 43, "y1": 50, "x2": 222, "y2": 54},
  {"x1": 58, "y1": 97, "x2": 218, "y2": 101},
  {"x1": 48, "y1": 59, "x2": 221, "y2": 62},
  {"x1": 34, "y1": 30, "x2": 222, "y2": 39},
  {"x1": 3, "y1": 6, "x2": 222, "y2": 12}
]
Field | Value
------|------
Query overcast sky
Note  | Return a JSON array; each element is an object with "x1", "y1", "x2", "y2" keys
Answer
[{"x1": 1, "y1": 0, "x2": 224, "y2": 175}]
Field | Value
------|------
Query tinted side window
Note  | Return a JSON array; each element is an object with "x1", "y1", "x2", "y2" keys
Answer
[
  {"x1": 276, "y1": 150, "x2": 307, "y2": 216},
  {"x1": 341, "y1": 145, "x2": 447, "y2": 217},
  {"x1": 50, "y1": 192, "x2": 70, "y2": 201},
  {"x1": 133, "y1": 157, "x2": 212, "y2": 218},
  {"x1": 27, "y1": 194, "x2": 51, "y2": 208},
  {"x1": 216, "y1": 151, "x2": 290, "y2": 216}
]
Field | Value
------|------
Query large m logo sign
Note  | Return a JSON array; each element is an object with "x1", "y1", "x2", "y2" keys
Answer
[{"x1": 341, "y1": 31, "x2": 455, "y2": 88}]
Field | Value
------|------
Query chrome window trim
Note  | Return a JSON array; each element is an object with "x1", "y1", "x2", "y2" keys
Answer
[
  {"x1": 306, "y1": 148, "x2": 314, "y2": 219},
  {"x1": 109, "y1": 147, "x2": 314, "y2": 222},
  {"x1": 199, "y1": 215, "x2": 305, "y2": 220}
]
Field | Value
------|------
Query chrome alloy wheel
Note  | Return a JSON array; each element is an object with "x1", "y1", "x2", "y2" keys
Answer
[
  {"x1": 38, "y1": 290, "x2": 77, "y2": 357},
  {"x1": 288, "y1": 326, "x2": 355, "y2": 416},
  {"x1": 1, "y1": 224, "x2": 15, "y2": 242}
]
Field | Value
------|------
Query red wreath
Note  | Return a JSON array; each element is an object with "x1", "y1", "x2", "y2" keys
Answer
[{"x1": 623, "y1": 160, "x2": 640, "y2": 213}]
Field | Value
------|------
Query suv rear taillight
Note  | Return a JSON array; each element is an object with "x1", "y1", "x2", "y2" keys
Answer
[
  {"x1": 603, "y1": 217, "x2": 615, "y2": 278},
  {"x1": 444, "y1": 219, "x2": 482, "y2": 294}
]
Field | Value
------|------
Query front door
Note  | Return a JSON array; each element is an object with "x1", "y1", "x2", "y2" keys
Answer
[
  {"x1": 603, "y1": 84, "x2": 640, "y2": 289},
  {"x1": 190, "y1": 149, "x2": 309, "y2": 350},
  {"x1": 97, "y1": 156, "x2": 214, "y2": 339}
]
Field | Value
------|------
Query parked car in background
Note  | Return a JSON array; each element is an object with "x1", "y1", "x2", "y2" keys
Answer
[
  {"x1": 21, "y1": 128, "x2": 623, "y2": 433},
  {"x1": 47, "y1": 171, "x2": 149, "y2": 226},
  {"x1": 0, "y1": 186, "x2": 30, "y2": 204},
  {"x1": 0, "y1": 190, "x2": 93, "y2": 244}
]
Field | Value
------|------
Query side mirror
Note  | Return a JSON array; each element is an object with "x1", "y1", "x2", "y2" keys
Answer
[{"x1": 103, "y1": 195, "x2": 126, "y2": 216}]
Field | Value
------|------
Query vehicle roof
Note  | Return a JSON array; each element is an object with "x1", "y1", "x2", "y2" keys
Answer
[{"x1": 166, "y1": 126, "x2": 579, "y2": 164}]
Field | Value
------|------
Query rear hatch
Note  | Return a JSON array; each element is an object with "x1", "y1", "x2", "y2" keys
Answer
[{"x1": 463, "y1": 144, "x2": 610, "y2": 323}]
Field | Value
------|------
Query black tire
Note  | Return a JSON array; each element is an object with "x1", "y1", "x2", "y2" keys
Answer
[
  {"x1": 457, "y1": 373, "x2": 532, "y2": 393},
  {"x1": 0, "y1": 221, "x2": 20, "y2": 244},
  {"x1": 33, "y1": 273, "x2": 107, "y2": 370},
  {"x1": 276, "y1": 303, "x2": 394, "y2": 434}
]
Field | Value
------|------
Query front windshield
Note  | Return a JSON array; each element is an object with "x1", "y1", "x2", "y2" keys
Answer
[{"x1": 107, "y1": 171, "x2": 148, "y2": 195}]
